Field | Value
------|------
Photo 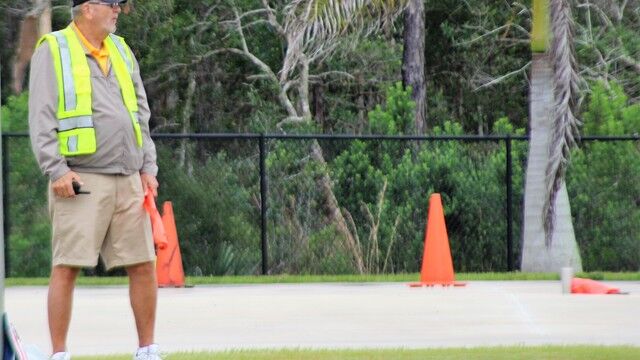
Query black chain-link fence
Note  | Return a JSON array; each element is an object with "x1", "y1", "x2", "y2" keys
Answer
[{"x1": 4, "y1": 133, "x2": 640, "y2": 277}]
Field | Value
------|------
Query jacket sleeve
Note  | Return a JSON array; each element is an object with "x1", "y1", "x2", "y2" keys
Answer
[
  {"x1": 28, "y1": 42, "x2": 71, "y2": 182},
  {"x1": 131, "y1": 51, "x2": 158, "y2": 176}
]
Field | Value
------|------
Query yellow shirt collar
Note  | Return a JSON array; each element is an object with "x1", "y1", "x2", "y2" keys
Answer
[
  {"x1": 71, "y1": 22, "x2": 110, "y2": 75},
  {"x1": 71, "y1": 22, "x2": 109, "y2": 58}
]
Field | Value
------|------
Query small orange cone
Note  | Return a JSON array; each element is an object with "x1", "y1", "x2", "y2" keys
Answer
[
  {"x1": 410, "y1": 193, "x2": 465, "y2": 287},
  {"x1": 571, "y1": 278, "x2": 622, "y2": 294},
  {"x1": 156, "y1": 201, "x2": 186, "y2": 287}
]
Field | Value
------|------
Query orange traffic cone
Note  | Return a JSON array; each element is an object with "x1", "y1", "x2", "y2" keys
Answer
[
  {"x1": 410, "y1": 193, "x2": 465, "y2": 287},
  {"x1": 156, "y1": 201, "x2": 186, "y2": 287},
  {"x1": 571, "y1": 278, "x2": 622, "y2": 294}
]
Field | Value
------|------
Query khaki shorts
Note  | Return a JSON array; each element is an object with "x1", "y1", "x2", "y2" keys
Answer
[{"x1": 48, "y1": 172, "x2": 155, "y2": 270}]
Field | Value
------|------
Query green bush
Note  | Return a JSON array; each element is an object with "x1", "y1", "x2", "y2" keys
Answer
[
  {"x1": 567, "y1": 82, "x2": 640, "y2": 271},
  {"x1": 2, "y1": 93, "x2": 51, "y2": 276},
  {"x1": 155, "y1": 143, "x2": 261, "y2": 276},
  {"x1": 264, "y1": 132, "x2": 361, "y2": 274},
  {"x1": 332, "y1": 84, "x2": 527, "y2": 273}
]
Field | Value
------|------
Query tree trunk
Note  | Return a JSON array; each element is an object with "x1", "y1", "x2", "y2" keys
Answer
[
  {"x1": 298, "y1": 56, "x2": 312, "y2": 119},
  {"x1": 37, "y1": 0, "x2": 51, "y2": 35},
  {"x1": 12, "y1": 0, "x2": 51, "y2": 93},
  {"x1": 356, "y1": 74, "x2": 367, "y2": 133},
  {"x1": 178, "y1": 73, "x2": 197, "y2": 175},
  {"x1": 310, "y1": 140, "x2": 365, "y2": 274},
  {"x1": 401, "y1": 0, "x2": 426, "y2": 134},
  {"x1": 311, "y1": 83, "x2": 326, "y2": 130},
  {"x1": 521, "y1": 54, "x2": 582, "y2": 272}
]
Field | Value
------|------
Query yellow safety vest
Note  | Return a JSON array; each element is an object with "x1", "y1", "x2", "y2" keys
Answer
[{"x1": 37, "y1": 25, "x2": 143, "y2": 156}]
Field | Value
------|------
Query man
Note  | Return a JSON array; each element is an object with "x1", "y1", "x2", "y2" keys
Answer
[{"x1": 28, "y1": 1, "x2": 161, "y2": 359}]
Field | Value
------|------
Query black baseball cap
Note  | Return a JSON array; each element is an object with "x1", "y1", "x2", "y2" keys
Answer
[{"x1": 72, "y1": 0, "x2": 127, "y2": 6}]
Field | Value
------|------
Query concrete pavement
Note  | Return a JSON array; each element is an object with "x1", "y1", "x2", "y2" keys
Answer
[{"x1": 5, "y1": 281, "x2": 640, "y2": 356}]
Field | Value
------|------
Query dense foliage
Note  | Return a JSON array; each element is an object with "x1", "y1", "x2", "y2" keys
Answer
[
  {"x1": 1, "y1": 1, "x2": 639, "y2": 275},
  {"x1": 4, "y1": 80, "x2": 639, "y2": 275},
  {"x1": 567, "y1": 82, "x2": 640, "y2": 271}
]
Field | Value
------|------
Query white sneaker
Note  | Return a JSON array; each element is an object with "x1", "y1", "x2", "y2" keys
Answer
[
  {"x1": 134, "y1": 344, "x2": 162, "y2": 360},
  {"x1": 50, "y1": 352, "x2": 71, "y2": 360}
]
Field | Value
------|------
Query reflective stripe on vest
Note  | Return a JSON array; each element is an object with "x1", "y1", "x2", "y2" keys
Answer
[
  {"x1": 105, "y1": 34, "x2": 143, "y2": 147},
  {"x1": 37, "y1": 25, "x2": 143, "y2": 156},
  {"x1": 67, "y1": 135, "x2": 79, "y2": 153},
  {"x1": 109, "y1": 34, "x2": 134, "y2": 73},
  {"x1": 52, "y1": 31, "x2": 77, "y2": 112},
  {"x1": 58, "y1": 116, "x2": 93, "y2": 132}
]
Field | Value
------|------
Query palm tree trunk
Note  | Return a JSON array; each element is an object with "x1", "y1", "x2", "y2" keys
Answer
[
  {"x1": 401, "y1": 0, "x2": 426, "y2": 133},
  {"x1": 521, "y1": 54, "x2": 582, "y2": 272}
]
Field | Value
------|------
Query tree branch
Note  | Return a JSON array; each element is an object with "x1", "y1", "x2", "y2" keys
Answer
[
  {"x1": 473, "y1": 61, "x2": 531, "y2": 90},
  {"x1": 618, "y1": 54, "x2": 640, "y2": 74},
  {"x1": 145, "y1": 63, "x2": 188, "y2": 84},
  {"x1": 261, "y1": 0, "x2": 286, "y2": 38},
  {"x1": 309, "y1": 71, "x2": 355, "y2": 80},
  {"x1": 276, "y1": 116, "x2": 307, "y2": 130},
  {"x1": 455, "y1": 24, "x2": 529, "y2": 47}
]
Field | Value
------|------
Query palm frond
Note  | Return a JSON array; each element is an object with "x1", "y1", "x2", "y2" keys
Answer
[
  {"x1": 543, "y1": 0, "x2": 581, "y2": 246},
  {"x1": 281, "y1": 0, "x2": 408, "y2": 78}
]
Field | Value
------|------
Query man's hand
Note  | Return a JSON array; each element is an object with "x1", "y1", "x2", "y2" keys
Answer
[
  {"x1": 141, "y1": 173, "x2": 159, "y2": 197},
  {"x1": 52, "y1": 171, "x2": 82, "y2": 198}
]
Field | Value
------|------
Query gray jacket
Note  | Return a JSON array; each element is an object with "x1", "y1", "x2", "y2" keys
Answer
[{"x1": 28, "y1": 32, "x2": 157, "y2": 181}]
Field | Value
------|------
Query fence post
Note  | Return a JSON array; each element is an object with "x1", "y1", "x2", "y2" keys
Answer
[
  {"x1": 2, "y1": 137, "x2": 8, "y2": 277},
  {"x1": 505, "y1": 135, "x2": 514, "y2": 271},
  {"x1": 259, "y1": 134, "x2": 268, "y2": 275}
]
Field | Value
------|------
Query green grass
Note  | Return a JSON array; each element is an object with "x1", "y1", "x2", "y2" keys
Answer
[
  {"x1": 74, "y1": 346, "x2": 640, "y2": 360},
  {"x1": 5, "y1": 271, "x2": 640, "y2": 286}
]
